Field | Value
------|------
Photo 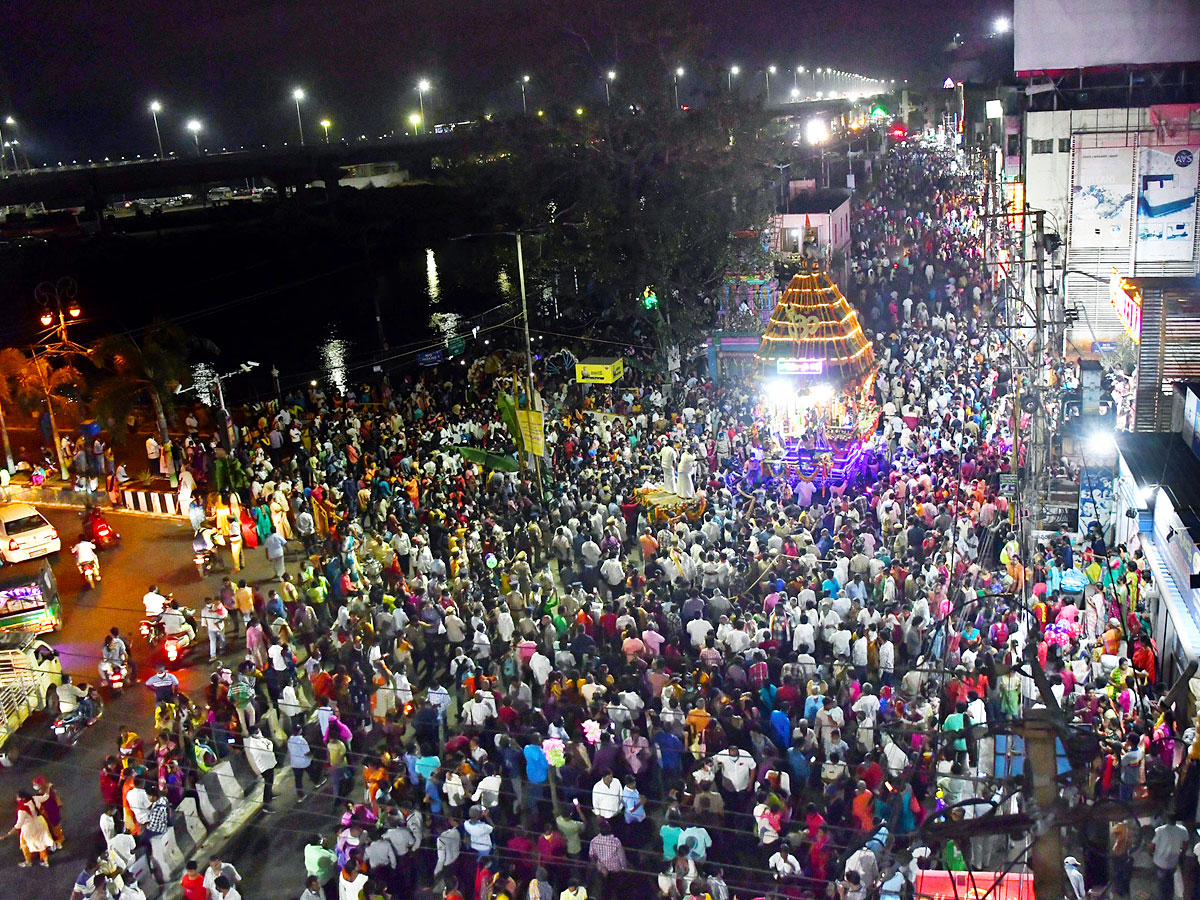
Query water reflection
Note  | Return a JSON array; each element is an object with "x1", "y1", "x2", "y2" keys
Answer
[{"x1": 425, "y1": 248, "x2": 441, "y2": 304}]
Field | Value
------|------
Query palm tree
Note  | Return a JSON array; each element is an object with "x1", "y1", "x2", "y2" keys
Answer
[
  {"x1": 5, "y1": 350, "x2": 85, "y2": 479},
  {"x1": 89, "y1": 320, "x2": 192, "y2": 485},
  {"x1": 0, "y1": 347, "x2": 28, "y2": 471}
]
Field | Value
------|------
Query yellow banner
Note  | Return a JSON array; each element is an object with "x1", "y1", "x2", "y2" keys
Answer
[
  {"x1": 575, "y1": 357, "x2": 624, "y2": 384},
  {"x1": 515, "y1": 409, "x2": 545, "y2": 456}
]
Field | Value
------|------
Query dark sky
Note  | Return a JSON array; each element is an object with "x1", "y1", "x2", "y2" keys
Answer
[{"x1": 0, "y1": 0, "x2": 1011, "y2": 163}]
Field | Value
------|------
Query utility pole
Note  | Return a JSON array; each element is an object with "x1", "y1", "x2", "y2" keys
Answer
[
  {"x1": 515, "y1": 233, "x2": 545, "y2": 500},
  {"x1": 1025, "y1": 708, "x2": 1066, "y2": 900}
]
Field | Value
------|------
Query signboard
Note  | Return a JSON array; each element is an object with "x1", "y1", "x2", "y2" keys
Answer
[
  {"x1": 1110, "y1": 270, "x2": 1143, "y2": 342},
  {"x1": 1136, "y1": 145, "x2": 1200, "y2": 262},
  {"x1": 416, "y1": 350, "x2": 443, "y2": 366},
  {"x1": 1091, "y1": 341, "x2": 1117, "y2": 354},
  {"x1": 1079, "y1": 464, "x2": 1116, "y2": 537},
  {"x1": 915, "y1": 870, "x2": 1033, "y2": 900},
  {"x1": 1071, "y1": 147, "x2": 1135, "y2": 249},
  {"x1": 1015, "y1": 0, "x2": 1200, "y2": 73},
  {"x1": 776, "y1": 358, "x2": 825, "y2": 375},
  {"x1": 515, "y1": 409, "x2": 545, "y2": 457},
  {"x1": 999, "y1": 474, "x2": 1018, "y2": 498},
  {"x1": 575, "y1": 357, "x2": 624, "y2": 384},
  {"x1": 446, "y1": 336, "x2": 466, "y2": 356}
]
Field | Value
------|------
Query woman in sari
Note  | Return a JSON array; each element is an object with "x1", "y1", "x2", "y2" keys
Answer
[{"x1": 3, "y1": 791, "x2": 53, "y2": 867}]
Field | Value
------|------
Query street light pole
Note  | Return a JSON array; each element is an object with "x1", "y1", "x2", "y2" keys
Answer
[
  {"x1": 605, "y1": 71, "x2": 616, "y2": 106},
  {"x1": 520, "y1": 75, "x2": 530, "y2": 115},
  {"x1": 673, "y1": 68, "x2": 684, "y2": 110},
  {"x1": 765, "y1": 65, "x2": 775, "y2": 103},
  {"x1": 149, "y1": 101, "x2": 164, "y2": 158},
  {"x1": 320, "y1": 119, "x2": 331, "y2": 143},
  {"x1": 292, "y1": 88, "x2": 306, "y2": 146},
  {"x1": 728, "y1": 65, "x2": 740, "y2": 93}
]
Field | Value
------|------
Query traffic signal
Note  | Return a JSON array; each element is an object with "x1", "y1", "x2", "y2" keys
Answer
[{"x1": 642, "y1": 287, "x2": 658, "y2": 310}]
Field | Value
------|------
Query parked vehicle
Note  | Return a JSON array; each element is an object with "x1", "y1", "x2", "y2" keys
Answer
[
  {"x1": 0, "y1": 638, "x2": 62, "y2": 766},
  {"x1": 0, "y1": 504, "x2": 60, "y2": 564},
  {"x1": 0, "y1": 561, "x2": 62, "y2": 635}
]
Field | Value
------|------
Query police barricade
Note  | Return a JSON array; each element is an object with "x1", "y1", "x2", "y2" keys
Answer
[
  {"x1": 195, "y1": 763, "x2": 235, "y2": 827},
  {"x1": 222, "y1": 751, "x2": 260, "y2": 800},
  {"x1": 175, "y1": 796, "x2": 207, "y2": 848},
  {"x1": 124, "y1": 851, "x2": 162, "y2": 899},
  {"x1": 148, "y1": 825, "x2": 186, "y2": 883}
]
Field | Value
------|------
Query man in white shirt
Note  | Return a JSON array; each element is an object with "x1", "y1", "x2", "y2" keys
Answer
[
  {"x1": 591, "y1": 772, "x2": 623, "y2": 819},
  {"x1": 243, "y1": 726, "x2": 278, "y2": 811},
  {"x1": 713, "y1": 746, "x2": 754, "y2": 793}
]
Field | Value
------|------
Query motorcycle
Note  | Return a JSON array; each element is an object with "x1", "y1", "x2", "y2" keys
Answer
[
  {"x1": 51, "y1": 687, "x2": 104, "y2": 746},
  {"x1": 192, "y1": 527, "x2": 224, "y2": 579},
  {"x1": 99, "y1": 660, "x2": 129, "y2": 696},
  {"x1": 81, "y1": 508, "x2": 120, "y2": 550},
  {"x1": 78, "y1": 558, "x2": 100, "y2": 589},
  {"x1": 139, "y1": 605, "x2": 197, "y2": 666}
]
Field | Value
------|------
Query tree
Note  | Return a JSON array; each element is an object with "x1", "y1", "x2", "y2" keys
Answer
[
  {"x1": 462, "y1": 100, "x2": 776, "y2": 361},
  {"x1": 0, "y1": 348, "x2": 27, "y2": 471},
  {"x1": 89, "y1": 320, "x2": 192, "y2": 482}
]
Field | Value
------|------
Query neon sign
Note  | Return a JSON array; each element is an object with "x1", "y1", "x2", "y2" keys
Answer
[
  {"x1": 776, "y1": 359, "x2": 825, "y2": 375},
  {"x1": 1110, "y1": 268, "x2": 1142, "y2": 342}
]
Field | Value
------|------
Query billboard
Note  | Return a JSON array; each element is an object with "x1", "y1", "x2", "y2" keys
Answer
[
  {"x1": 1071, "y1": 147, "x2": 1135, "y2": 249},
  {"x1": 1015, "y1": 0, "x2": 1200, "y2": 72},
  {"x1": 1136, "y1": 145, "x2": 1200, "y2": 262}
]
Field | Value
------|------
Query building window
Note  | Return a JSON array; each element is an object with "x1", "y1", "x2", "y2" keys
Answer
[
  {"x1": 1031, "y1": 139, "x2": 1054, "y2": 154},
  {"x1": 1058, "y1": 137, "x2": 1072, "y2": 153},
  {"x1": 1007, "y1": 134, "x2": 1020, "y2": 157}
]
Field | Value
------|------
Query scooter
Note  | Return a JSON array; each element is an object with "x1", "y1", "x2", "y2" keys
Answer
[
  {"x1": 140, "y1": 606, "x2": 198, "y2": 666},
  {"x1": 51, "y1": 687, "x2": 104, "y2": 746},
  {"x1": 192, "y1": 527, "x2": 224, "y2": 579},
  {"x1": 82, "y1": 508, "x2": 120, "y2": 550},
  {"x1": 99, "y1": 660, "x2": 129, "y2": 696},
  {"x1": 79, "y1": 558, "x2": 100, "y2": 589}
]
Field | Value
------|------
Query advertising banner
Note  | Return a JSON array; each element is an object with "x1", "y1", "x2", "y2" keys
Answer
[
  {"x1": 575, "y1": 357, "x2": 624, "y2": 384},
  {"x1": 515, "y1": 409, "x2": 545, "y2": 457},
  {"x1": 1136, "y1": 145, "x2": 1200, "y2": 262},
  {"x1": 1071, "y1": 147, "x2": 1135, "y2": 249},
  {"x1": 1078, "y1": 465, "x2": 1115, "y2": 537}
]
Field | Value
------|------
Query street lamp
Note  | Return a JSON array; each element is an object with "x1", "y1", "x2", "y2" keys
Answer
[
  {"x1": 673, "y1": 67, "x2": 684, "y2": 110},
  {"x1": 790, "y1": 87, "x2": 800, "y2": 102},
  {"x1": 292, "y1": 88, "x2": 306, "y2": 145},
  {"x1": 520, "y1": 74, "x2": 530, "y2": 115},
  {"x1": 408, "y1": 113, "x2": 421, "y2": 133},
  {"x1": 766, "y1": 65, "x2": 776, "y2": 102},
  {"x1": 994, "y1": 16, "x2": 1010, "y2": 34},
  {"x1": 728, "y1": 64, "x2": 740, "y2": 92},
  {"x1": 319, "y1": 119, "x2": 331, "y2": 142},
  {"x1": 186, "y1": 119, "x2": 202, "y2": 153},
  {"x1": 605, "y1": 70, "x2": 616, "y2": 106},
  {"x1": 149, "y1": 100, "x2": 164, "y2": 158},
  {"x1": 416, "y1": 79, "x2": 430, "y2": 133}
]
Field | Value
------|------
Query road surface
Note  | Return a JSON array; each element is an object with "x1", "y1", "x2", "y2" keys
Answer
[{"x1": 0, "y1": 506, "x2": 318, "y2": 898}]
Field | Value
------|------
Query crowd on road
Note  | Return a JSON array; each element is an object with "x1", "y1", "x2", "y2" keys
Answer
[{"x1": 43, "y1": 139, "x2": 1189, "y2": 900}]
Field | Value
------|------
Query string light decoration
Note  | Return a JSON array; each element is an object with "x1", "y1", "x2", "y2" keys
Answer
[{"x1": 756, "y1": 261, "x2": 875, "y2": 384}]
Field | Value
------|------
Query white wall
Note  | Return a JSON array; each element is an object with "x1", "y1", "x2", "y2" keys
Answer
[{"x1": 1024, "y1": 107, "x2": 1200, "y2": 346}]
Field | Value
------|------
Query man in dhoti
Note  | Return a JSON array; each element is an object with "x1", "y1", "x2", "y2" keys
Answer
[
  {"x1": 677, "y1": 446, "x2": 696, "y2": 499},
  {"x1": 660, "y1": 441, "x2": 678, "y2": 494}
]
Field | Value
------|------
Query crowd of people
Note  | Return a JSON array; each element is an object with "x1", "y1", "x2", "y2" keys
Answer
[{"x1": 60, "y1": 138, "x2": 1191, "y2": 900}]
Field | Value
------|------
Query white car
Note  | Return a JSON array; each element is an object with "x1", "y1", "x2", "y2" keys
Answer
[{"x1": 0, "y1": 504, "x2": 60, "y2": 564}]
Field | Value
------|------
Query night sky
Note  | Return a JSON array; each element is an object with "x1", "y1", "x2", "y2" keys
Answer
[{"x1": 0, "y1": 1, "x2": 1011, "y2": 163}]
